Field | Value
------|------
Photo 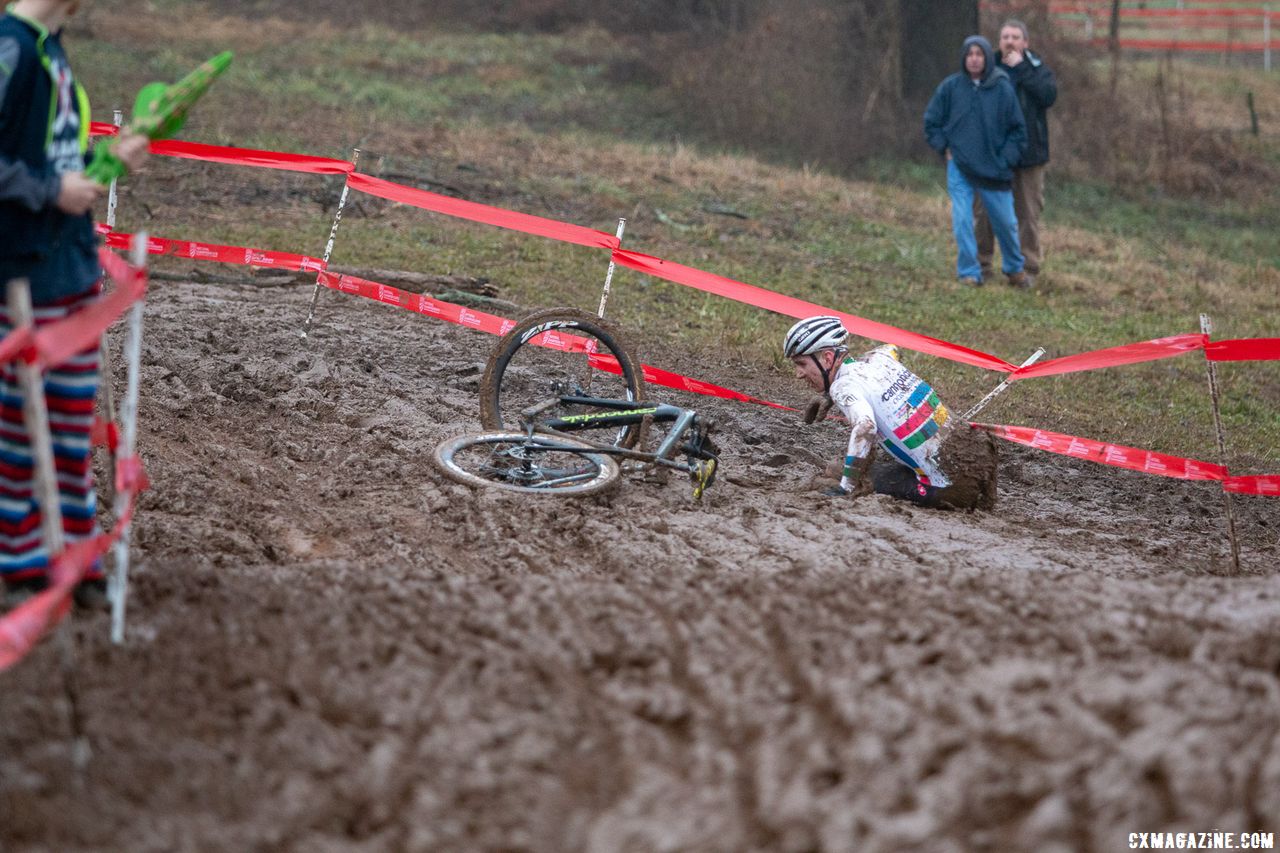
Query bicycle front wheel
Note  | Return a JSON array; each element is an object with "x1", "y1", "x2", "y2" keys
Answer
[
  {"x1": 433, "y1": 432, "x2": 621, "y2": 497},
  {"x1": 479, "y1": 307, "x2": 647, "y2": 448}
]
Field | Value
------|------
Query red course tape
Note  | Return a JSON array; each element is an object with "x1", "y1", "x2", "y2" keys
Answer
[
  {"x1": 1205, "y1": 338, "x2": 1280, "y2": 362},
  {"x1": 348, "y1": 173, "x2": 621, "y2": 250},
  {"x1": 317, "y1": 271, "x2": 792, "y2": 410},
  {"x1": 89, "y1": 131, "x2": 1279, "y2": 374},
  {"x1": 1011, "y1": 334, "x2": 1208, "y2": 380},
  {"x1": 98, "y1": 226, "x2": 326, "y2": 272},
  {"x1": 1223, "y1": 475, "x2": 1280, "y2": 497},
  {"x1": 610, "y1": 249, "x2": 1016, "y2": 373},
  {"x1": 0, "y1": 490, "x2": 142, "y2": 672},
  {"x1": 149, "y1": 140, "x2": 355, "y2": 175},
  {"x1": 975, "y1": 423, "x2": 1228, "y2": 481}
]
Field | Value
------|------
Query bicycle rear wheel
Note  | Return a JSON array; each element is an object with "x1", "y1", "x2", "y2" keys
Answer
[
  {"x1": 479, "y1": 307, "x2": 647, "y2": 448},
  {"x1": 434, "y1": 432, "x2": 621, "y2": 496}
]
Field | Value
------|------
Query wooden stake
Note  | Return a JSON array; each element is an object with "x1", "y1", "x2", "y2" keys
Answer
[
  {"x1": 8, "y1": 281, "x2": 63, "y2": 555},
  {"x1": 1200, "y1": 314, "x2": 1242, "y2": 575},
  {"x1": 959, "y1": 348, "x2": 1046, "y2": 423},
  {"x1": 596, "y1": 218, "x2": 627, "y2": 319},
  {"x1": 302, "y1": 148, "x2": 361, "y2": 338},
  {"x1": 111, "y1": 234, "x2": 149, "y2": 644},
  {"x1": 7, "y1": 278, "x2": 90, "y2": 772}
]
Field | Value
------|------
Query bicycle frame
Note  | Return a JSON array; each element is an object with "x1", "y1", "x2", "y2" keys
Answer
[{"x1": 522, "y1": 394, "x2": 711, "y2": 474}]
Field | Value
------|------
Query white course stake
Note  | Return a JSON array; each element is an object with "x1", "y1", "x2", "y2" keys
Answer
[
  {"x1": 8, "y1": 280, "x2": 64, "y2": 559},
  {"x1": 9, "y1": 279, "x2": 89, "y2": 769},
  {"x1": 1200, "y1": 314, "x2": 1242, "y2": 576},
  {"x1": 98, "y1": 109, "x2": 125, "y2": 509},
  {"x1": 960, "y1": 348, "x2": 1047, "y2": 423},
  {"x1": 596, "y1": 218, "x2": 627, "y2": 319},
  {"x1": 301, "y1": 148, "x2": 361, "y2": 338},
  {"x1": 105, "y1": 109, "x2": 124, "y2": 231},
  {"x1": 110, "y1": 233, "x2": 149, "y2": 644}
]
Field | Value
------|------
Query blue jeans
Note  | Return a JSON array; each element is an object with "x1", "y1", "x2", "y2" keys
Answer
[{"x1": 947, "y1": 160, "x2": 1023, "y2": 281}]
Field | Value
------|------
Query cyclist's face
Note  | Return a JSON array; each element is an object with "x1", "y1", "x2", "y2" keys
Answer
[{"x1": 791, "y1": 351, "x2": 835, "y2": 392}]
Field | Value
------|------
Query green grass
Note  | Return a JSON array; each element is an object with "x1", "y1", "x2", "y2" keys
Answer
[{"x1": 85, "y1": 3, "x2": 1280, "y2": 468}]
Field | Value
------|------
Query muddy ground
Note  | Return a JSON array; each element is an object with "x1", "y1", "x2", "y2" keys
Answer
[{"x1": 1, "y1": 276, "x2": 1278, "y2": 852}]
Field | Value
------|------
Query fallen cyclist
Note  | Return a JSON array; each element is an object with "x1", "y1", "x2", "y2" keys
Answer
[{"x1": 784, "y1": 316, "x2": 998, "y2": 509}]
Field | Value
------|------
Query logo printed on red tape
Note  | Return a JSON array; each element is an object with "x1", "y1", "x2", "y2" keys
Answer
[
  {"x1": 1143, "y1": 454, "x2": 1168, "y2": 474},
  {"x1": 1184, "y1": 460, "x2": 1215, "y2": 480},
  {"x1": 187, "y1": 243, "x2": 220, "y2": 260},
  {"x1": 1066, "y1": 437, "x2": 1091, "y2": 457},
  {"x1": 683, "y1": 378, "x2": 713, "y2": 395},
  {"x1": 1030, "y1": 430, "x2": 1056, "y2": 451},
  {"x1": 1104, "y1": 445, "x2": 1130, "y2": 465}
]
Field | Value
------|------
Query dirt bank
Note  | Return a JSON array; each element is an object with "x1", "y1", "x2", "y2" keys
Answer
[{"x1": 2, "y1": 277, "x2": 1278, "y2": 852}]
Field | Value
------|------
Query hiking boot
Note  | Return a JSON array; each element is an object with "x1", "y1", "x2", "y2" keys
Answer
[
  {"x1": 959, "y1": 276, "x2": 983, "y2": 288},
  {"x1": 73, "y1": 579, "x2": 110, "y2": 612},
  {"x1": 1006, "y1": 271, "x2": 1031, "y2": 289}
]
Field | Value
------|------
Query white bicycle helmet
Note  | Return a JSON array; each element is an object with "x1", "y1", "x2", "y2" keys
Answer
[{"x1": 783, "y1": 316, "x2": 848, "y2": 359}]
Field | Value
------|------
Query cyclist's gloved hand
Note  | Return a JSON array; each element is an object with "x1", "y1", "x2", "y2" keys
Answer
[
  {"x1": 802, "y1": 394, "x2": 834, "y2": 425},
  {"x1": 820, "y1": 484, "x2": 849, "y2": 497}
]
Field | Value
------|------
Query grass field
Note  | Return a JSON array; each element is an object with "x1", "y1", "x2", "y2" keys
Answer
[{"x1": 79, "y1": 1, "x2": 1280, "y2": 471}]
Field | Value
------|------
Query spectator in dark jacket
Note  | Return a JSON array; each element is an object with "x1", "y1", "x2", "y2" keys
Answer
[
  {"x1": 0, "y1": 0, "x2": 147, "y2": 606},
  {"x1": 923, "y1": 35, "x2": 1028, "y2": 288},
  {"x1": 975, "y1": 19, "x2": 1057, "y2": 289}
]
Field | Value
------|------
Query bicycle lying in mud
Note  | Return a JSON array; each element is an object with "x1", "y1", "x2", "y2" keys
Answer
[{"x1": 433, "y1": 308, "x2": 719, "y2": 498}]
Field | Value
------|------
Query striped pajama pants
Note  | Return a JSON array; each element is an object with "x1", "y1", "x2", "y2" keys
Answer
[{"x1": 0, "y1": 285, "x2": 103, "y2": 584}]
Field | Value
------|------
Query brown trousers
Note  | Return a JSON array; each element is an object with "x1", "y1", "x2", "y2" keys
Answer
[{"x1": 976, "y1": 164, "x2": 1046, "y2": 276}]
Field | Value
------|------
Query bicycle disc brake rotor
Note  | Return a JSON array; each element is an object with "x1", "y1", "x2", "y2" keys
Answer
[{"x1": 485, "y1": 443, "x2": 601, "y2": 488}]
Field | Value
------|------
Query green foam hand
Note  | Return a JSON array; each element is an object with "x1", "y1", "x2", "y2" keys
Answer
[{"x1": 86, "y1": 51, "x2": 234, "y2": 185}]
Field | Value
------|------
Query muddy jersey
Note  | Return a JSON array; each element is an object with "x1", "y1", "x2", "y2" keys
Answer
[{"x1": 828, "y1": 345, "x2": 951, "y2": 489}]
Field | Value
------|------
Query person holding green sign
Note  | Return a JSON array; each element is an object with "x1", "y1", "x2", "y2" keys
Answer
[{"x1": 0, "y1": 0, "x2": 148, "y2": 607}]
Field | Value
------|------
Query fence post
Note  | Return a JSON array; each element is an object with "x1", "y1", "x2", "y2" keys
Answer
[
  {"x1": 1199, "y1": 314, "x2": 1242, "y2": 576},
  {"x1": 99, "y1": 108, "x2": 125, "y2": 509},
  {"x1": 8, "y1": 278, "x2": 90, "y2": 770},
  {"x1": 105, "y1": 108, "x2": 123, "y2": 231},
  {"x1": 1266, "y1": 3, "x2": 1272, "y2": 73},
  {"x1": 8, "y1": 280, "x2": 64, "y2": 559},
  {"x1": 301, "y1": 147, "x2": 360, "y2": 339},
  {"x1": 597, "y1": 217, "x2": 627, "y2": 319},
  {"x1": 109, "y1": 233, "x2": 148, "y2": 645},
  {"x1": 959, "y1": 348, "x2": 1046, "y2": 423}
]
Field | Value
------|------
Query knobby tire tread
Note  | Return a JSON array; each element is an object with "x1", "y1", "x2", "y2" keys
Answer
[
  {"x1": 433, "y1": 431, "x2": 622, "y2": 497},
  {"x1": 478, "y1": 307, "x2": 647, "y2": 448}
]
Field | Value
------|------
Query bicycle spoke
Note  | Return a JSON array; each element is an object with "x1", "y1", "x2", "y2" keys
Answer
[{"x1": 480, "y1": 309, "x2": 646, "y2": 448}]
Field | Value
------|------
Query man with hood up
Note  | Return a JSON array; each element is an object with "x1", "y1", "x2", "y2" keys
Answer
[{"x1": 923, "y1": 35, "x2": 1028, "y2": 289}]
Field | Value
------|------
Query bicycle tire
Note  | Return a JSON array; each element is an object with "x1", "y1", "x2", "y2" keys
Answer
[
  {"x1": 433, "y1": 431, "x2": 621, "y2": 497},
  {"x1": 479, "y1": 307, "x2": 647, "y2": 449}
]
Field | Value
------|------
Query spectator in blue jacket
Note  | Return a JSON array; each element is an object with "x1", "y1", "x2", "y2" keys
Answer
[
  {"x1": 1, "y1": 0, "x2": 148, "y2": 607},
  {"x1": 923, "y1": 35, "x2": 1029, "y2": 288}
]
